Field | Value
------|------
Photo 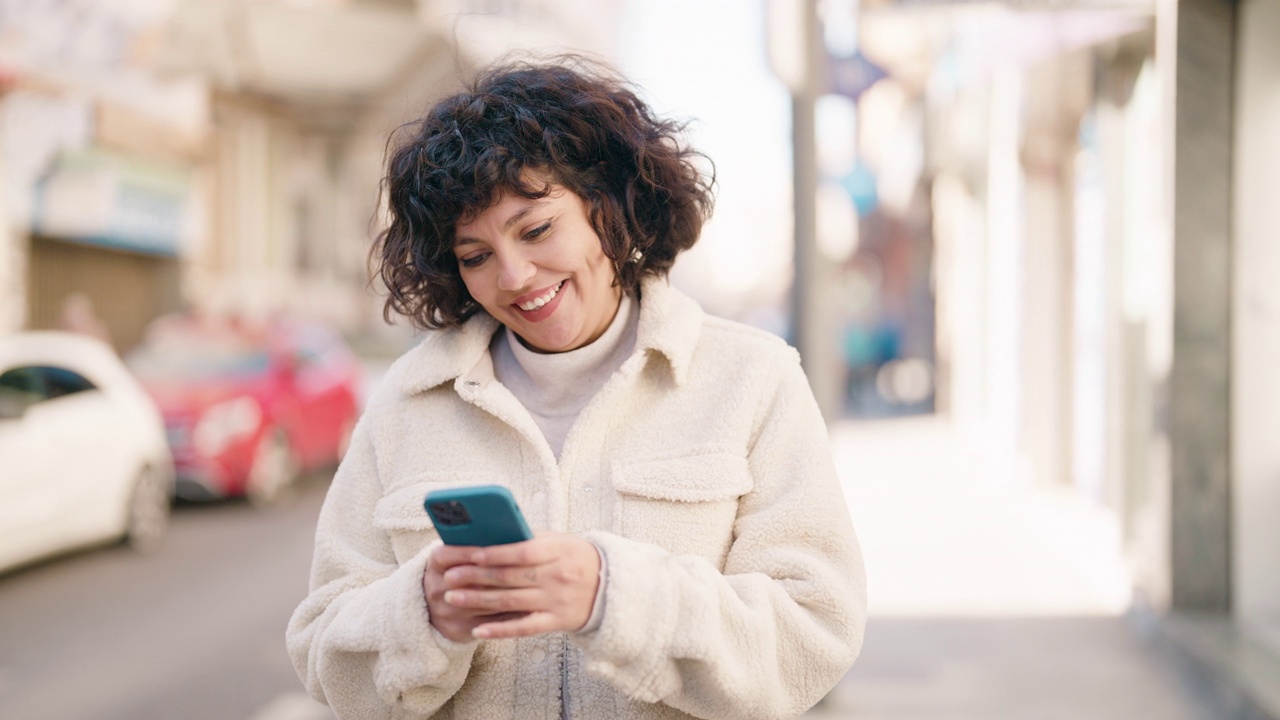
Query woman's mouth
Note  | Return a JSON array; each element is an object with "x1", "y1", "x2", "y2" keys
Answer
[{"x1": 515, "y1": 280, "x2": 566, "y2": 311}]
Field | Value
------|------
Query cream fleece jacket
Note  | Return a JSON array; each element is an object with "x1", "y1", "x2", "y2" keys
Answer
[{"x1": 286, "y1": 277, "x2": 867, "y2": 720}]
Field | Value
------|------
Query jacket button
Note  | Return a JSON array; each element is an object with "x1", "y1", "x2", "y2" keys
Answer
[
  {"x1": 530, "y1": 647, "x2": 547, "y2": 663},
  {"x1": 464, "y1": 380, "x2": 480, "y2": 388}
]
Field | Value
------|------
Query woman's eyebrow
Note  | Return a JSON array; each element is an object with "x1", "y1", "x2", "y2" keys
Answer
[
  {"x1": 502, "y1": 206, "x2": 537, "y2": 230},
  {"x1": 454, "y1": 202, "x2": 546, "y2": 247}
]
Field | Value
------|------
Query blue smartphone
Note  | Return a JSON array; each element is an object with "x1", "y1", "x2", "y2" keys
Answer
[{"x1": 423, "y1": 484, "x2": 533, "y2": 546}]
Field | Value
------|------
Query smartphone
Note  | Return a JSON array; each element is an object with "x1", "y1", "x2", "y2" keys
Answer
[{"x1": 423, "y1": 484, "x2": 534, "y2": 546}]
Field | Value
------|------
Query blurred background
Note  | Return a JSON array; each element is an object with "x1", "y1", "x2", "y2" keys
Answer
[{"x1": 1, "y1": 0, "x2": 1278, "y2": 718}]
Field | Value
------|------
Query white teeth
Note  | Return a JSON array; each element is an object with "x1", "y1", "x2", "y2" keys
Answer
[{"x1": 517, "y1": 281, "x2": 564, "y2": 311}]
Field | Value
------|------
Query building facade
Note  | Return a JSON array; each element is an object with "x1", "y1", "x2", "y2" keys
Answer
[
  {"x1": 853, "y1": 0, "x2": 1278, "y2": 708},
  {"x1": 1, "y1": 0, "x2": 623, "y2": 355},
  {"x1": 0, "y1": 1, "x2": 209, "y2": 349}
]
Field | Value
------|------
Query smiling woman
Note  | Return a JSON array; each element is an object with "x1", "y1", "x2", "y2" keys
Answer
[
  {"x1": 373, "y1": 56, "x2": 713, "y2": 332},
  {"x1": 287, "y1": 55, "x2": 867, "y2": 720},
  {"x1": 453, "y1": 187, "x2": 621, "y2": 353}
]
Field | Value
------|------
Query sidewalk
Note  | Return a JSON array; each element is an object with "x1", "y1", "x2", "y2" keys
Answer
[{"x1": 806, "y1": 415, "x2": 1221, "y2": 720}]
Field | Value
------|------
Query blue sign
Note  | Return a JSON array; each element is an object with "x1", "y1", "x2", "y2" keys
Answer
[{"x1": 31, "y1": 148, "x2": 190, "y2": 257}]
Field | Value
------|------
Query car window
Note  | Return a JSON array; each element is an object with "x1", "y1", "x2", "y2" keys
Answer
[
  {"x1": 281, "y1": 324, "x2": 348, "y2": 371},
  {"x1": 0, "y1": 364, "x2": 98, "y2": 417},
  {"x1": 0, "y1": 366, "x2": 44, "y2": 396},
  {"x1": 0, "y1": 368, "x2": 44, "y2": 419},
  {"x1": 294, "y1": 345, "x2": 324, "y2": 367},
  {"x1": 40, "y1": 366, "x2": 98, "y2": 399},
  {"x1": 128, "y1": 334, "x2": 270, "y2": 379}
]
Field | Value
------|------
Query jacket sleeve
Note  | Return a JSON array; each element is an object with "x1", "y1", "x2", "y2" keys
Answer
[
  {"x1": 286, "y1": 412, "x2": 478, "y2": 719},
  {"x1": 575, "y1": 348, "x2": 867, "y2": 720}
]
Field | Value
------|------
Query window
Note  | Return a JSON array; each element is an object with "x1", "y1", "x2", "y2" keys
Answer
[
  {"x1": 0, "y1": 367, "x2": 43, "y2": 395},
  {"x1": 0, "y1": 365, "x2": 98, "y2": 416},
  {"x1": 41, "y1": 366, "x2": 97, "y2": 399},
  {"x1": 0, "y1": 367, "x2": 45, "y2": 419}
]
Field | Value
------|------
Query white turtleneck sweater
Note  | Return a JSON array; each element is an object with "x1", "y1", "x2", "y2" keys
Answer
[
  {"x1": 489, "y1": 292, "x2": 637, "y2": 638},
  {"x1": 491, "y1": 292, "x2": 638, "y2": 459}
]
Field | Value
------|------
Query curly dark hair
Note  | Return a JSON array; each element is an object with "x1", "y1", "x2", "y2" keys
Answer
[{"x1": 372, "y1": 55, "x2": 716, "y2": 329}]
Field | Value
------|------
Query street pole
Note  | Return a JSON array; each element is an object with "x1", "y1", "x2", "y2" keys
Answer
[
  {"x1": 790, "y1": 0, "x2": 818, "y2": 370},
  {"x1": 767, "y1": 0, "x2": 840, "y2": 421},
  {"x1": 790, "y1": 0, "x2": 842, "y2": 421}
]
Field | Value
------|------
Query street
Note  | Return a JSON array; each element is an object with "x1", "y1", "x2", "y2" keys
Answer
[
  {"x1": 0, "y1": 417, "x2": 1226, "y2": 720},
  {"x1": 0, "y1": 474, "x2": 335, "y2": 720}
]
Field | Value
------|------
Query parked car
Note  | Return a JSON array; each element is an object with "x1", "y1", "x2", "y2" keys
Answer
[
  {"x1": 126, "y1": 315, "x2": 362, "y2": 504},
  {"x1": 0, "y1": 332, "x2": 174, "y2": 575}
]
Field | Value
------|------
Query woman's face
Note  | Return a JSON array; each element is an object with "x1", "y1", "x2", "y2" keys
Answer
[{"x1": 453, "y1": 185, "x2": 622, "y2": 353}]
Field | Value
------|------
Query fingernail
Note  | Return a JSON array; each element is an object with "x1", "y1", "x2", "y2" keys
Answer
[
  {"x1": 473, "y1": 626, "x2": 491, "y2": 639},
  {"x1": 444, "y1": 591, "x2": 460, "y2": 604}
]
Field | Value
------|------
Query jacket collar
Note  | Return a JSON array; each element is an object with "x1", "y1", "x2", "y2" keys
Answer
[
  {"x1": 631, "y1": 275, "x2": 702, "y2": 386},
  {"x1": 398, "y1": 275, "x2": 703, "y2": 395}
]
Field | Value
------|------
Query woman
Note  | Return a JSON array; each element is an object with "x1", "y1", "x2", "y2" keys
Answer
[{"x1": 287, "y1": 56, "x2": 866, "y2": 720}]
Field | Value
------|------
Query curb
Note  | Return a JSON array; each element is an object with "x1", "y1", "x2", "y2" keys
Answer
[{"x1": 1132, "y1": 605, "x2": 1280, "y2": 720}]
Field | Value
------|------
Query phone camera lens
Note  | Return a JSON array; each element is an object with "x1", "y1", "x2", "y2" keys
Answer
[{"x1": 430, "y1": 500, "x2": 471, "y2": 526}]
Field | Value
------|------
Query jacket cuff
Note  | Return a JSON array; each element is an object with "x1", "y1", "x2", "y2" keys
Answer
[
  {"x1": 570, "y1": 531, "x2": 675, "y2": 702},
  {"x1": 368, "y1": 540, "x2": 478, "y2": 698}
]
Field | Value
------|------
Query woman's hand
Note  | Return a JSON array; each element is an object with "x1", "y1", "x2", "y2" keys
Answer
[{"x1": 423, "y1": 532, "x2": 601, "y2": 642}]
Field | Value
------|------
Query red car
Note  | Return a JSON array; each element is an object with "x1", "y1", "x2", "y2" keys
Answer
[{"x1": 127, "y1": 315, "x2": 362, "y2": 504}]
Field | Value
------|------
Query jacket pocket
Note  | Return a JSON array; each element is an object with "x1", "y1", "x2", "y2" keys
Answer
[
  {"x1": 373, "y1": 476, "x2": 495, "y2": 562},
  {"x1": 611, "y1": 453, "x2": 751, "y2": 564}
]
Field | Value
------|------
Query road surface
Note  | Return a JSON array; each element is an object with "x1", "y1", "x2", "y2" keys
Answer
[{"x1": 0, "y1": 475, "x2": 335, "y2": 720}]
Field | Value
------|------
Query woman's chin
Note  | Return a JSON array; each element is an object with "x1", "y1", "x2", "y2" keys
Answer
[{"x1": 514, "y1": 328, "x2": 578, "y2": 354}]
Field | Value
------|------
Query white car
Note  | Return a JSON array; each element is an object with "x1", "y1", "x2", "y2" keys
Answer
[{"x1": 0, "y1": 331, "x2": 175, "y2": 574}]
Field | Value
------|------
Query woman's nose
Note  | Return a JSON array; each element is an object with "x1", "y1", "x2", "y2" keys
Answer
[{"x1": 496, "y1": 251, "x2": 536, "y2": 291}]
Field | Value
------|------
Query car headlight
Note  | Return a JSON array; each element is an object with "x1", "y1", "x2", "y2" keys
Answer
[{"x1": 193, "y1": 397, "x2": 262, "y2": 457}]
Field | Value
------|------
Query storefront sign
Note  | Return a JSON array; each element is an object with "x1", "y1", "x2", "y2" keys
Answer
[{"x1": 31, "y1": 148, "x2": 191, "y2": 256}]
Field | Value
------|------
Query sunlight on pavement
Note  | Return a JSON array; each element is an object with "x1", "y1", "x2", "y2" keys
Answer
[
  {"x1": 831, "y1": 415, "x2": 1132, "y2": 618},
  {"x1": 800, "y1": 417, "x2": 1206, "y2": 720}
]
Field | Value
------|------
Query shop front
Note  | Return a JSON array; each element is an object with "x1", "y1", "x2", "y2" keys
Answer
[{"x1": 25, "y1": 148, "x2": 194, "y2": 351}]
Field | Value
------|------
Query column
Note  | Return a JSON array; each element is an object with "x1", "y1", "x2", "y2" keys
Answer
[{"x1": 1165, "y1": 0, "x2": 1235, "y2": 611}]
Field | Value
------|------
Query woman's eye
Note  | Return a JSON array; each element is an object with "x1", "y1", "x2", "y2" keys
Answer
[
  {"x1": 523, "y1": 221, "x2": 551, "y2": 241},
  {"x1": 459, "y1": 253, "x2": 488, "y2": 268}
]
